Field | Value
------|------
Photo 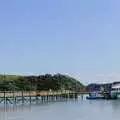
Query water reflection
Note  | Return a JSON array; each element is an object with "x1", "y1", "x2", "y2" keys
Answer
[
  {"x1": 111, "y1": 100, "x2": 120, "y2": 110},
  {"x1": 0, "y1": 98, "x2": 120, "y2": 120},
  {"x1": 0, "y1": 99, "x2": 80, "y2": 113},
  {"x1": 0, "y1": 104, "x2": 30, "y2": 113}
]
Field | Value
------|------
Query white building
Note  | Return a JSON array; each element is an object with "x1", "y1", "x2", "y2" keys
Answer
[{"x1": 111, "y1": 83, "x2": 120, "y2": 98}]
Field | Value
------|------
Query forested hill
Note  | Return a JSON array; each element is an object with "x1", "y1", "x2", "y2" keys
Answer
[{"x1": 0, "y1": 74, "x2": 84, "y2": 91}]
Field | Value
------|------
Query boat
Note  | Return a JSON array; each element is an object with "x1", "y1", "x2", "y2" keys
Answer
[
  {"x1": 86, "y1": 82, "x2": 120, "y2": 100},
  {"x1": 86, "y1": 91, "x2": 104, "y2": 100}
]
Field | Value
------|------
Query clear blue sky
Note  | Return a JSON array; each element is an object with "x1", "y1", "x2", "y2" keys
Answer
[{"x1": 0, "y1": 0, "x2": 120, "y2": 84}]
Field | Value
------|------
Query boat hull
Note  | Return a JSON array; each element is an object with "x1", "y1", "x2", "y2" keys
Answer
[{"x1": 86, "y1": 96, "x2": 104, "y2": 100}]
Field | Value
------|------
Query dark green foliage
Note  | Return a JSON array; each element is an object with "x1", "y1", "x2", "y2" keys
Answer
[{"x1": 0, "y1": 74, "x2": 84, "y2": 91}]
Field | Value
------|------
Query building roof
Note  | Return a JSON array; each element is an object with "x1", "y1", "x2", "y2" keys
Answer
[{"x1": 112, "y1": 83, "x2": 120, "y2": 89}]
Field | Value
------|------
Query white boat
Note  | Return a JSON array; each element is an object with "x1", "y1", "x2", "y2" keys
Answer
[{"x1": 86, "y1": 91, "x2": 104, "y2": 100}]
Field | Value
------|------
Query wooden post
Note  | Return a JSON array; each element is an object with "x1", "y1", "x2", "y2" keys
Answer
[
  {"x1": 4, "y1": 91, "x2": 6, "y2": 104},
  {"x1": 14, "y1": 92, "x2": 17, "y2": 104},
  {"x1": 36, "y1": 91, "x2": 38, "y2": 103},
  {"x1": 29, "y1": 91, "x2": 31, "y2": 104},
  {"x1": 81, "y1": 94, "x2": 83, "y2": 100},
  {"x1": 22, "y1": 91, "x2": 24, "y2": 104},
  {"x1": 47, "y1": 92, "x2": 49, "y2": 101}
]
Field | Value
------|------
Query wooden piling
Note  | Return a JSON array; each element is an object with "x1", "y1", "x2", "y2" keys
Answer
[
  {"x1": 22, "y1": 91, "x2": 24, "y2": 104},
  {"x1": 0, "y1": 91, "x2": 83, "y2": 104},
  {"x1": 4, "y1": 91, "x2": 6, "y2": 104},
  {"x1": 29, "y1": 91, "x2": 31, "y2": 104}
]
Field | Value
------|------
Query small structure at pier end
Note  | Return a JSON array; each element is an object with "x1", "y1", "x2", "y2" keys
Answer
[{"x1": 111, "y1": 82, "x2": 120, "y2": 99}]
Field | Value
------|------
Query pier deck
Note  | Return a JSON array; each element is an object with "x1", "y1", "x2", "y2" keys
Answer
[{"x1": 0, "y1": 91, "x2": 87, "y2": 104}]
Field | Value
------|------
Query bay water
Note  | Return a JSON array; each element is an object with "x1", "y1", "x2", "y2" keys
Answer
[{"x1": 0, "y1": 96, "x2": 120, "y2": 120}]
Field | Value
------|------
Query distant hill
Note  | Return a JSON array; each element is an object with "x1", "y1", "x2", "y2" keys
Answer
[{"x1": 0, "y1": 74, "x2": 84, "y2": 91}]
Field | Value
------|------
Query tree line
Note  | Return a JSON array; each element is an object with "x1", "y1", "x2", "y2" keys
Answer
[{"x1": 0, "y1": 74, "x2": 84, "y2": 91}]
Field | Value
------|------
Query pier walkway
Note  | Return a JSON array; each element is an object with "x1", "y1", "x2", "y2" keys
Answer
[{"x1": 0, "y1": 91, "x2": 87, "y2": 104}]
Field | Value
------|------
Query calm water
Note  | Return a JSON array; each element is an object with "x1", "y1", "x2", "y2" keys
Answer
[{"x1": 0, "y1": 97, "x2": 120, "y2": 120}]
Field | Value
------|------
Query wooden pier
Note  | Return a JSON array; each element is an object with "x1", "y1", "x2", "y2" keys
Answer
[{"x1": 0, "y1": 91, "x2": 86, "y2": 104}]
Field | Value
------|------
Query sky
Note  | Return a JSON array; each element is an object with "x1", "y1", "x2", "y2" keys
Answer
[{"x1": 0, "y1": 0, "x2": 120, "y2": 84}]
